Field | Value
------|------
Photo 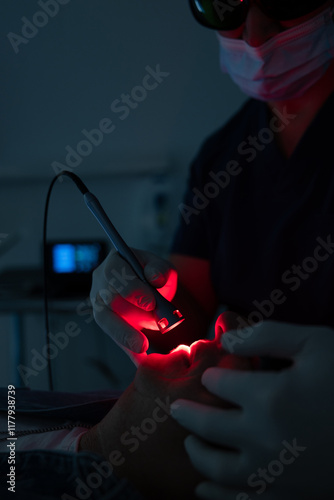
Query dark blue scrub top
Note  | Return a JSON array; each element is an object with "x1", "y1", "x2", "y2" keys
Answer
[{"x1": 172, "y1": 93, "x2": 334, "y2": 326}]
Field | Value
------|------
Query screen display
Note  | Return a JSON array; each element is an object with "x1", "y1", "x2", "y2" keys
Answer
[{"x1": 52, "y1": 243, "x2": 102, "y2": 274}]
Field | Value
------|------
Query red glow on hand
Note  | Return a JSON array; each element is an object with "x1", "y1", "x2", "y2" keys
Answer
[{"x1": 156, "y1": 268, "x2": 178, "y2": 302}]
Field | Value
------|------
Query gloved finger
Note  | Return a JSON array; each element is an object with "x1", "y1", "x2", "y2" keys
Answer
[
  {"x1": 95, "y1": 250, "x2": 157, "y2": 311},
  {"x1": 201, "y1": 367, "x2": 278, "y2": 408},
  {"x1": 93, "y1": 293, "x2": 149, "y2": 354},
  {"x1": 91, "y1": 248, "x2": 178, "y2": 313},
  {"x1": 222, "y1": 321, "x2": 309, "y2": 358},
  {"x1": 115, "y1": 342, "x2": 148, "y2": 368},
  {"x1": 214, "y1": 311, "x2": 245, "y2": 339},
  {"x1": 185, "y1": 435, "x2": 243, "y2": 486},
  {"x1": 143, "y1": 258, "x2": 178, "y2": 302},
  {"x1": 143, "y1": 252, "x2": 175, "y2": 287},
  {"x1": 109, "y1": 294, "x2": 160, "y2": 331},
  {"x1": 123, "y1": 248, "x2": 177, "y2": 296},
  {"x1": 92, "y1": 287, "x2": 160, "y2": 332},
  {"x1": 170, "y1": 399, "x2": 243, "y2": 448},
  {"x1": 90, "y1": 252, "x2": 155, "y2": 312}
]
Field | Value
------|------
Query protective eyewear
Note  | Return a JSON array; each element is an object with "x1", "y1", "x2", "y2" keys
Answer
[{"x1": 189, "y1": 0, "x2": 330, "y2": 30}]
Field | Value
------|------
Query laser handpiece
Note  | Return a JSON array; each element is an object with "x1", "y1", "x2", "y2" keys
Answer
[{"x1": 84, "y1": 191, "x2": 185, "y2": 334}]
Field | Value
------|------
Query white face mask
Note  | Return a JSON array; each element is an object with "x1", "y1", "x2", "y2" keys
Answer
[{"x1": 217, "y1": 6, "x2": 334, "y2": 101}]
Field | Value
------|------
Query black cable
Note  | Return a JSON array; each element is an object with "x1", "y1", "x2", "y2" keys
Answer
[{"x1": 43, "y1": 171, "x2": 89, "y2": 391}]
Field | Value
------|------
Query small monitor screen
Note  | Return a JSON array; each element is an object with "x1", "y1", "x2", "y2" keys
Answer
[{"x1": 52, "y1": 243, "x2": 102, "y2": 274}]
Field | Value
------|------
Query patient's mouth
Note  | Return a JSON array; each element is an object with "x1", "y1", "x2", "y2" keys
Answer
[
  {"x1": 170, "y1": 339, "x2": 222, "y2": 368},
  {"x1": 170, "y1": 339, "x2": 209, "y2": 358}
]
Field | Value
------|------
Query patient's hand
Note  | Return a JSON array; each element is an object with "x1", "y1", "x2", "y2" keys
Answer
[{"x1": 80, "y1": 326, "x2": 253, "y2": 500}]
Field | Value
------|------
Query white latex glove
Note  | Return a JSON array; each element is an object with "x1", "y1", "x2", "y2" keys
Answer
[
  {"x1": 171, "y1": 320, "x2": 334, "y2": 499},
  {"x1": 90, "y1": 248, "x2": 177, "y2": 364}
]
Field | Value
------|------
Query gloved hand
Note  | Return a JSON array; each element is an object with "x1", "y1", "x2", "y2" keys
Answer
[
  {"x1": 90, "y1": 248, "x2": 177, "y2": 362},
  {"x1": 171, "y1": 317, "x2": 334, "y2": 499}
]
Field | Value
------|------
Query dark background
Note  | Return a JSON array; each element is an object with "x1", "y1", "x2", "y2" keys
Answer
[{"x1": 0, "y1": 0, "x2": 246, "y2": 391}]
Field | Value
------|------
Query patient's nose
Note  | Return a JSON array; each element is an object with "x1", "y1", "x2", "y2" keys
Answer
[{"x1": 214, "y1": 311, "x2": 243, "y2": 340}]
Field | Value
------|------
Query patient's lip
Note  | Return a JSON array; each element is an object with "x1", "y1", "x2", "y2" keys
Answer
[
  {"x1": 189, "y1": 339, "x2": 209, "y2": 364},
  {"x1": 170, "y1": 339, "x2": 220, "y2": 368},
  {"x1": 189, "y1": 338, "x2": 223, "y2": 366},
  {"x1": 168, "y1": 345, "x2": 192, "y2": 369},
  {"x1": 170, "y1": 339, "x2": 220, "y2": 363},
  {"x1": 170, "y1": 344, "x2": 191, "y2": 356}
]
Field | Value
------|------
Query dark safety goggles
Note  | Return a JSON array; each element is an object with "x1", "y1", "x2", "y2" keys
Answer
[{"x1": 189, "y1": 0, "x2": 330, "y2": 30}]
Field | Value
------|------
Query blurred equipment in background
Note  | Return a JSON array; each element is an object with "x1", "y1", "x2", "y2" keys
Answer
[{"x1": 45, "y1": 240, "x2": 108, "y2": 298}]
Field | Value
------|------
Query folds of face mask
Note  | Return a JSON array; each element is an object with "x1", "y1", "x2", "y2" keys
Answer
[{"x1": 217, "y1": 6, "x2": 334, "y2": 100}]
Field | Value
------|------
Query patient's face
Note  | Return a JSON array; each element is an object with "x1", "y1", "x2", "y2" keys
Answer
[{"x1": 94, "y1": 312, "x2": 253, "y2": 500}]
